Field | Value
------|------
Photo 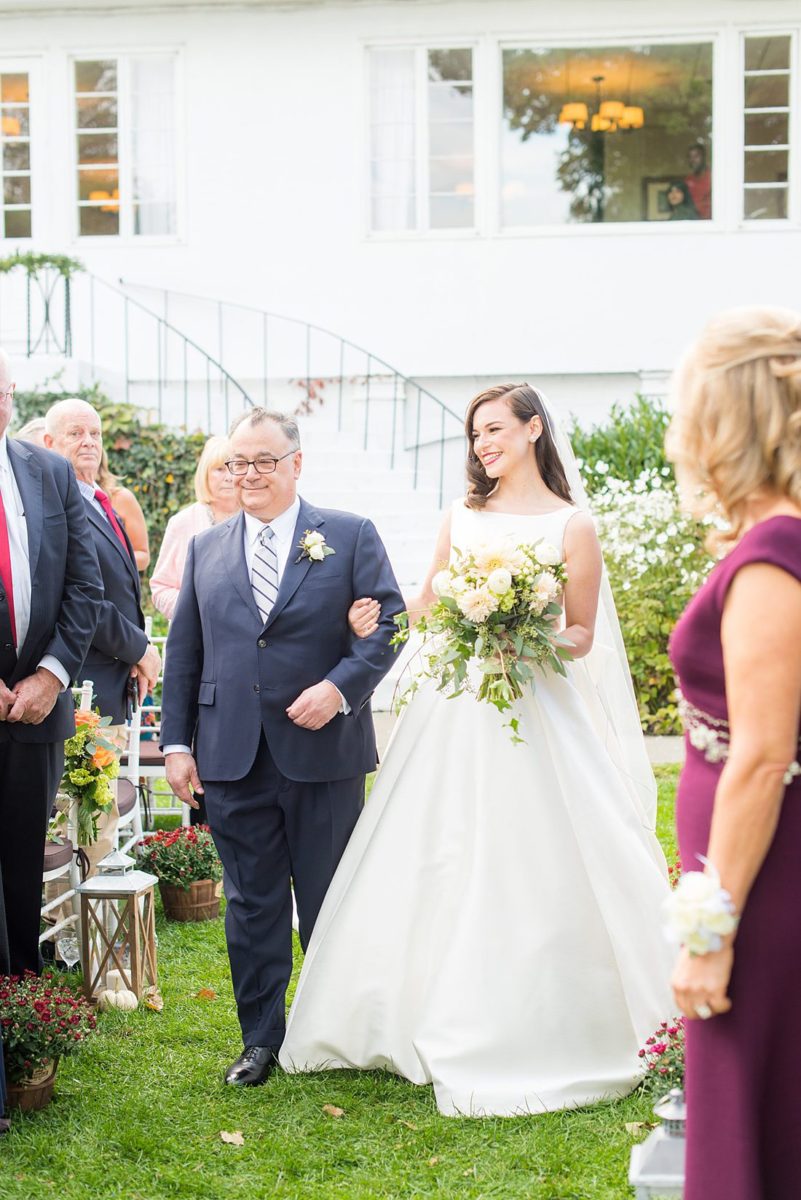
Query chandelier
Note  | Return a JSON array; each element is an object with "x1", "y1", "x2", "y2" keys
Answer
[{"x1": 559, "y1": 74, "x2": 644, "y2": 132}]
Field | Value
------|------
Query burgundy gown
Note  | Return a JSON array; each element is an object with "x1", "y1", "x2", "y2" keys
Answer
[{"x1": 670, "y1": 516, "x2": 801, "y2": 1200}]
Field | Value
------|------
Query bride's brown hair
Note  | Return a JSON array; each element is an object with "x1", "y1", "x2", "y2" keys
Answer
[{"x1": 464, "y1": 383, "x2": 573, "y2": 510}]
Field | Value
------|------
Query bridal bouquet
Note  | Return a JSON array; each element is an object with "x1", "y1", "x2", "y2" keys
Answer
[{"x1": 394, "y1": 538, "x2": 573, "y2": 737}]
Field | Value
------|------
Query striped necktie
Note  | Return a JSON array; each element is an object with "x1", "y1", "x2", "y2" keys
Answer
[{"x1": 251, "y1": 525, "x2": 278, "y2": 623}]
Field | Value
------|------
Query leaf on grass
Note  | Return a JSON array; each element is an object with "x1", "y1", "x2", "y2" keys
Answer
[
  {"x1": 398, "y1": 1120, "x2": 418, "y2": 1131},
  {"x1": 142, "y1": 985, "x2": 164, "y2": 1012},
  {"x1": 219, "y1": 1130, "x2": 245, "y2": 1146},
  {"x1": 194, "y1": 987, "x2": 217, "y2": 1001},
  {"x1": 625, "y1": 1121, "x2": 658, "y2": 1135},
  {"x1": 322, "y1": 1104, "x2": 345, "y2": 1118},
  {"x1": 427, "y1": 1157, "x2": 439, "y2": 1167}
]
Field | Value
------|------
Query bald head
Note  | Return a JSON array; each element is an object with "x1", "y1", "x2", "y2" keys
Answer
[
  {"x1": 0, "y1": 348, "x2": 13, "y2": 437},
  {"x1": 45, "y1": 398, "x2": 103, "y2": 484}
]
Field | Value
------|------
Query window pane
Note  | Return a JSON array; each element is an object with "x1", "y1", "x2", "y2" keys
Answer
[
  {"x1": 134, "y1": 202, "x2": 175, "y2": 236},
  {"x1": 75, "y1": 60, "x2": 117, "y2": 94},
  {"x1": 79, "y1": 205, "x2": 119, "y2": 235},
  {"x1": 744, "y1": 186, "x2": 788, "y2": 219},
  {"x1": 2, "y1": 141, "x2": 30, "y2": 171},
  {"x1": 429, "y1": 157, "x2": 473, "y2": 193},
  {"x1": 130, "y1": 57, "x2": 176, "y2": 226},
  {"x1": 744, "y1": 112, "x2": 789, "y2": 146},
  {"x1": 76, "y1": 96, "x2": 118, "y2": 130},
  {"x1": 744, "y1": 74, "x2": 789, "y2": 109},
  {"x1": 501, "y1": 43, "x2": 713, "y2": 226},
  {"x1": 429, "y1": 83, "x2": 473, "y2": 121},
  {"x1": 428, "y1": 48, "x2": 472, "y2": 83},
  {"x1": 0, "y1": 108, "x2": 29, "y2": 137},
  {"x1": 3, "y1": 175, "x2": 30, "y2": 205},
  {"x1": 744, "y1": 149, "x2": 788, "y2": 184},
  {"x1": 77, "y1": 132, "x2": 118, "y2": 164},
  {"x1": 744, "y1": 36, "x2": 791, "y2": 72},
  {"x1": 77, "y1": 167, "x2": 119, "y2": 202},
  {"x1": 0, "y1": 74, "x2": 28, "y2": 103},
  {"x1": 369, "y1": 48, "x2": 416, "y2": 231},
  {"x1": 4, "y1": 208, "x2": 31, "y2": 237},
  {"x1": 430, "y1": 119, "x2": 474, "y2": 156},
  {"x1": 429, "y1": 194, "x2": 473, "y2": 228}
]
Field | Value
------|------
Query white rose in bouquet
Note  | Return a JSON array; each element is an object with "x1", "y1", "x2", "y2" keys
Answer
[
  {"x1": 533, "y1": 572, "x2": 560, "y2": 601},
  {"x1": 534, "y1": 541, "x2": 561, "y2": 566},
  {"x1": 486, "y1": 567, "x2": 512, "y2": 597},
  {"x1": 457, "y1": 586, "x2": 496, "y2": 623},
  {"x1": 449, "y1": 574, "x2": 469, "y2": 596},
  {"x1": 431, "y1": 569, "x2": 452, "y2": 598}
]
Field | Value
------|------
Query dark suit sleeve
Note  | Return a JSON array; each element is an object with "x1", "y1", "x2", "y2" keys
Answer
[
  {"x1": 326, "y1": 518, "x2": 404, "y2": 714},
  {"x1": 90, "y1": 599, "x2": 149, "y2": 664},
  {"x1": 44, "y1": 463, "x2": 103, "y2": 680},
  {"x1": 159, "y1": 537, "x2": 203, "y2": 750}
]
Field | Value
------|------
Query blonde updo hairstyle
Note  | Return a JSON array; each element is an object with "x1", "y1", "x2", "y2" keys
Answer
[
  {"x1": 666, "y1": 306, "x2": 801, "y2": 550},
  {"x1": 194, "y1": 435, "x2": 231, "y2": 505}
]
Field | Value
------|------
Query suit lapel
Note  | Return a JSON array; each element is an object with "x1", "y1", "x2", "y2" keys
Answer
[
  {"x1": 7, "y1": 440, "x2": 43, "y2": 583},
  {"x1": 84, "y1": 499, "x2": 140, "y2": 591},
  {"x1": 265, "y1": 498, "x2": 324, "y2": 629},
  {"x1": 220, "y1": 510, "x2": 262, "y2": 624}
]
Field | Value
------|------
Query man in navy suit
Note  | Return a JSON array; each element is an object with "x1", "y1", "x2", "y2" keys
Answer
[
  {"x1": 0, "y1": 351, "x2": 103, "y2": 978},
  {"x1": 162, "y1": 408, "x2": 403, "y2": 1085}
]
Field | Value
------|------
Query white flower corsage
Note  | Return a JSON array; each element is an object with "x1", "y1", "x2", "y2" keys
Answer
[
  {"x1": 663, "y1": 860, "x2": 739, "y2": 956},
  {"x1": 296, "y1": 529, "x2": 335, "y2": 564}
]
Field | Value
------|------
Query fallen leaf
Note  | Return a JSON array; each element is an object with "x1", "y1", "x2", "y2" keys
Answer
[
  {"x1": 427, "y1": 1157, "x2": 439, "y2": 1167},
  {"x1": 219, "y1": 1130, "x2": 245, "y2": 1146},
  {"x1": 195, "y1": 988, "x2": 217, "y2": 1001},
  {"x1": 625, "y1": 1121, "x2": 658, "y2": 1135},
  {"x1": 322, "y1": 1104, "x2": 345, "y2": 1118},
  {"x1": 398, "y1": 1120, "x2": 418, "y2": 1131},
  {"x1": 142, "y1": 985, "x2": 164, "y2": 1012}
]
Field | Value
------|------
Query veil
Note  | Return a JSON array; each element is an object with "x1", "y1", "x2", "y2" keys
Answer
[{"x1": 537, "y1": 392, "x2": 659, "y2": 833}]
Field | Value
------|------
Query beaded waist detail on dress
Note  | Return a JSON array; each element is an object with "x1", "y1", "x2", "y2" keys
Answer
[{"x1": 678, "y1": 692, "x2": 801, "y2": 785}]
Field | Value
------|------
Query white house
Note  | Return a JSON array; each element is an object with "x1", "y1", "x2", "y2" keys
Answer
[{"x1": 0, "y1": 0, "x2": 799, "y2": 580}]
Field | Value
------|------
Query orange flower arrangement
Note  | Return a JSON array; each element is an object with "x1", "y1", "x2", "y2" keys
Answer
[{"x1": 60, "y1": 708, "x2": 120, "y2": 844}]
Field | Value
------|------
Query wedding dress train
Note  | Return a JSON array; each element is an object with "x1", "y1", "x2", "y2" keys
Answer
[{"x1": 280, "y1": 503, "x2": 673, "y2": 1117}]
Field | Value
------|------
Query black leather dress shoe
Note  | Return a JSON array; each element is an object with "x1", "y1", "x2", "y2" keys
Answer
[{"x1": 224, "y1": 1045, "x2": 280, "y2": 1086}]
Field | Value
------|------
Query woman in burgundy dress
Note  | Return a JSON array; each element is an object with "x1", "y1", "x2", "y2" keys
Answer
[{"x1": 666, "y1": 306, "x2": 801, "y2": 1200}]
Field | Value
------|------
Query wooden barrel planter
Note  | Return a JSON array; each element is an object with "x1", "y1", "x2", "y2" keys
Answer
[
  {"x1": 7, "y1": 1060, "x2": 58, "y2": 1111},
  {"x1": 158, "y1": 878, "x2": 222, "y2": 922}
]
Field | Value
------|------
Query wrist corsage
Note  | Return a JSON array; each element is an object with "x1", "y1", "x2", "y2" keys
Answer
[{"x1": 663, "y1": 861, "x2": 739, "y2": 956}]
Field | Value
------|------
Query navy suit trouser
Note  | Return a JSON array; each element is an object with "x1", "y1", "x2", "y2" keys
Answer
[
  {"x1": 0, "y1": 740, "x2": 63, "y2": 977},
  {"x1": 203, "y1": 733, "x2": 364, "y2": 1048}
]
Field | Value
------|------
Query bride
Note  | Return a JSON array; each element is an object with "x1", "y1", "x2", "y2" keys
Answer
[{"x1": 280, "y1": 382, "x2": 674, "y2": 1117}]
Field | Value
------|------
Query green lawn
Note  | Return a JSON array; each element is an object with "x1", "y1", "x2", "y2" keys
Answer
[{"x1": 2, "y1": 766, "x2": 680, "y2": 1200}]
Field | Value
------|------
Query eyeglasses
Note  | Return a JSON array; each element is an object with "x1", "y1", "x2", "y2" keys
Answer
[
  {"x1": 225, "y1": 450, "x2": 296, "y2": 476},
  {"x1": 0, "y1": 386, "x2": 15, "y2": 401}
]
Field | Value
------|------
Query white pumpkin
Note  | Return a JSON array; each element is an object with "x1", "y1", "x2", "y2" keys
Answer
[{"x1": 98, "y1": 986, "x2": 138, "y2": 1012}]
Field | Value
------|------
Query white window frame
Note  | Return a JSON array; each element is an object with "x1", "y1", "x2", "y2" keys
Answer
[
  {"x1": 492, "y1": 28, "x2": 723, "y2": 239},
  {"x1": 737, "y1": 27, "x2": 798, "y2": 228},
  {"x1": 364, "y1": 39, "x2": 481, "y2": 241},
  {"x1": 0, "y1": 57, "x2": 43, "y2": 244},
  {"x1": 70, "y1": 48, "x2": 183, "y2": 244}
]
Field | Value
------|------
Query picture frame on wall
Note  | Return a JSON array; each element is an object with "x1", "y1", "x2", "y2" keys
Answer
[{"x1": 642, "y1": 177, "x2": 673, "y2": 221}]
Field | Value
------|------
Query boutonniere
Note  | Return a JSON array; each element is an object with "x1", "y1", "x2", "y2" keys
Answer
[{"x1": 296, "y1": 529, "x2": 335, "y2": 564}]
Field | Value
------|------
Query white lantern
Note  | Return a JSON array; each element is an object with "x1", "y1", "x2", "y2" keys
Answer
[{"x1": 629, "y1": 1088, "x2": 686, "y2": 1198}]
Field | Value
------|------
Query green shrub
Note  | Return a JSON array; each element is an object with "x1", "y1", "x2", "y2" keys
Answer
[{"x1": 570, "y1": 394, "x2": 672, "y2": 494}]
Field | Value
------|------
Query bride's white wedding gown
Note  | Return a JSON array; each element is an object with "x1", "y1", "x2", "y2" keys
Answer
[{"x1": 280, "y1": 503, "x2": 674, "y2": 1117}]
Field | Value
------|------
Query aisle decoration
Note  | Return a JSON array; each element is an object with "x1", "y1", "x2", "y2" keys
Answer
[
  {"x1": 638, "y1": 1019, "x2": 686, "y2": 1094},
  {"x1": 138, "y1": 825, "x2": 223, "y2": 922},
  {"x1": 59, "y1": 708, "x2": 119, "y2": 844},
  {"x1": 0, "y1": 971, "x2": 97, "y2": 1109},
  {"x1": 393, "y1": 537, "x2": 571, "y2": 738}
]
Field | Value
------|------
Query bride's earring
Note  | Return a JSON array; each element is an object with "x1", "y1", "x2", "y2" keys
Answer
[{"x1": 529, "y1": 435, "x2": 538, "y2": 443}]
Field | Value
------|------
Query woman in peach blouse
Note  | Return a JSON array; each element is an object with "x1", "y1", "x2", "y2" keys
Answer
[{"x1": 150, "y1": 435, "x2": 239, "y2": 620}]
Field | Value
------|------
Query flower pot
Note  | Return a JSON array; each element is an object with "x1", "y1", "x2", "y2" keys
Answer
[
  {"x1": 7, "y1": 1060, "x2": 58, "y2": 1111},
  {"x1": 158, "y1": 878, "x2": 222, "y2": 922}
]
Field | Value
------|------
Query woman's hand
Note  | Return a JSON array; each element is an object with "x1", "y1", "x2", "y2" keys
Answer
[
  {"x1": 671, "y1": 944, "x2": 734, "y2": 1020},
  {"x1": 349, "y1": 597, "x2": 380, "y2": 639}
]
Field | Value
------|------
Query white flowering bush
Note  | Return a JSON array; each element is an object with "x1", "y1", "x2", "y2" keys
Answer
[{"x1": 591, "y1": 468, "x2": 712, "y2": 734}]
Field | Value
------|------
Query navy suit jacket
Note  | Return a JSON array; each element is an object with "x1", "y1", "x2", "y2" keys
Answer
[
  {"x1": 77, "y1": 498, "x2": 148, "y2": 724},
  {"x1": 0, "y1": 442, "x2": 102, "y2": 743},
  {"x1": 161, "y1": 498, "x2": 404, "y2": 783}
]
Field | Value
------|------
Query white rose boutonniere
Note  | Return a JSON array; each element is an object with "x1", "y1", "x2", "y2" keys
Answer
[{"x1": 296, "y1": 529, "x2": 335, "y2": 564}]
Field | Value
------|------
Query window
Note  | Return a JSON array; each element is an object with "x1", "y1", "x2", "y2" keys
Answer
[
  {"x1": 743, "y1": 35, "x2": 792, "y2": 220},
  {"x1": 1, "y1": 71, "x2": 32, "y2": 239},
  {"x1": 74, "y1": 55, "x2": 177, "y2": 238},
  {"x1": 369, "y1": 46, "x2": 475, "y2": 232},
  {"x1": 501, "y1": 42, "x2": 713, "y2": 225}
]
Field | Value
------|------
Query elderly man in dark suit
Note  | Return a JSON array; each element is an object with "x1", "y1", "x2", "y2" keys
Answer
[
  {"x1": 161, "y1": 408, "x2": 403, "y2": 1086},
  {"x1": 44, "y1": 398, "x2": 161, "y2": 866},
  {"x1": 0, "y1": 350, "x2": 103, "y2": 978}
]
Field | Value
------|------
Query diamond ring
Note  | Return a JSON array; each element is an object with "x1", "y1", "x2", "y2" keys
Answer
[{"x1": 695, "y1": 1003, "x2": 713, "y2": 1020}]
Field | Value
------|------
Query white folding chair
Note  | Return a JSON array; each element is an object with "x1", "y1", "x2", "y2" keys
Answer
[{"x1": 118, "y1": 616, "x2": 172, "y2": 840}]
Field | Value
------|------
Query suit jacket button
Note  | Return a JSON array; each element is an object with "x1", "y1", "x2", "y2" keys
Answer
[
  {"x1": 253, "y1": 683, "x2": 260, "y2": 693},
  {"x1": 257, "y1": 638, "x2": 267, "y2": 649}
]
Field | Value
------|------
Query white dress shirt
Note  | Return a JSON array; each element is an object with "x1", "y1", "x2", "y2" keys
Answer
[
  {"x1": 164, "y1": 496, "x2": 348, "y2": 757},
  {"x1": 0, "y1": 434, "x2": 70, "y2": 688}
]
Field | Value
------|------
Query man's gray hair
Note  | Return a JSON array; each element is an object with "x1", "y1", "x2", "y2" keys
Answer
[
  {"x1": 44, "y1": 397, "x2": 101, "y2": 437},
  {"x1": 229, "y1": 407, "x2": 300, "y2": 449}
]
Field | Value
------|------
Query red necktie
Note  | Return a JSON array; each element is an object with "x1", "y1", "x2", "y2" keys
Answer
[
  {"x1": 94, "y1": 488, "x2": 131, "y2": 558},
  {"x1": 0, "y1": 487, "x2": 17, "y2": 645}
]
